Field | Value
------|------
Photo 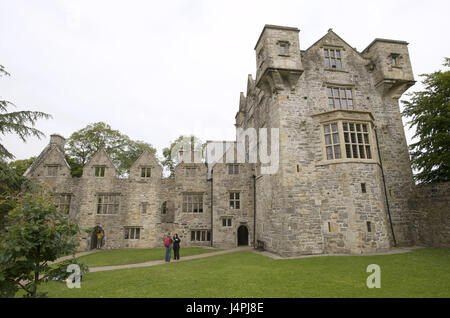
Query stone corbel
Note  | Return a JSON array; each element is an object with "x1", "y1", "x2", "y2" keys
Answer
[
  {"x1": 257, "y1": 68, "x2": 303, "y2": 96},
  {"x1": 268, "y1": 69, "x2": 285, "y2": 93},
  {"x1": 285, "y1": 70, "x2": 302, "y2": 91},
  {"x1": 375, "y1": 79, "x2": 416, "y2": 99}
]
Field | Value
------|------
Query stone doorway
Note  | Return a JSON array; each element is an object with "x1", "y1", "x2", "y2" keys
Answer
[
  {"x1": 90, "y1": 226, "x2": 104, "y2": 250},
  {"x1": 237, "y1": 225, "x2": 249, "y2": 246}
]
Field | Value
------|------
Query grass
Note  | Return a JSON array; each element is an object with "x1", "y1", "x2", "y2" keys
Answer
[
  {"x1": 75, "y1": 247, "x2": 221, "y2": 267},
  {"x1": 28, "y1": 247, "x2": 449, "y2": 298}
]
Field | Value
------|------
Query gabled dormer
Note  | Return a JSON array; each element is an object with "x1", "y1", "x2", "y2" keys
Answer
[
  {"x1": 82, "y1": 147, "x2": 118, "y2": 178},
  {"x1": 24, "y1": 134, "x2": 71, "y2": 178},
  {"x1": 129, "y1": 148, "x2": 162, "y2": 180},
  {"x1": 304, "y1": 29, "x2": 368, "y2": 74},
  {"x1": 174, "y1": 161, "x2": 207, "y2": 180},
  {"x1": 173, "y1": 146, "x2": 207, "y2": 180}
]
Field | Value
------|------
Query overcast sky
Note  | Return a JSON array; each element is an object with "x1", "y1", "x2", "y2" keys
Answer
[{"x1": 1, "y1": 0, "x2": 449, "y2": 161}]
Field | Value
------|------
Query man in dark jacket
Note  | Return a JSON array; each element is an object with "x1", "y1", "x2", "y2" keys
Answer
[{"x1": 173, "y1": 233, "x2": 181, "y2": 260}]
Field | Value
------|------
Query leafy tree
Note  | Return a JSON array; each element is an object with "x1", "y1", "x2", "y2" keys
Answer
[
  {"x1": 65, "y1": 122, "x2": 157, "y2": 177},
  {"x1": 162, "y1": 135, "x2": 205, "y2": 177},
  {"x1": 64, "y1": 155, "x2": 83, "y2": 178},
  {"x1": 402, "y1": 58, "x2": 450, "y2": 184},
  {"x1": 0, "y1": 192, "x2": 88, "y2": 298},
  {"x1": 0, "y1": 161, "x2": 36, "y2": 231},
  {"x1": 116, "y1": 140, "x2": 157, "y2": 175},
  {"x1": 7, "y1": 157, "x2": 36, "y2": 176},
  {"x1": 0, "y1": 65, "x2": 51, "y2": 160}
]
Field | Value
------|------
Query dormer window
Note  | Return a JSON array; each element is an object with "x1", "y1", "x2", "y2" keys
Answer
[
  {"x1": 46, "y1": 164, "x2": 59, "y2": 176},
  {"x1": 94, "y1": 166, "x2": 105, "y2": 177},
  {"x1": 324, "y1": 48, "x2": 342, "y2": 69},
  {"x1": 141, "y1": 167, "x2": 151, "y2": 178}
]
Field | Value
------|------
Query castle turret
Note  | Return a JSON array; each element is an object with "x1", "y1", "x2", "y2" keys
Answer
[
  {"x1": 254, "y1": 25, "x2": 303, "y2": 94},
  {"x1": 362, "y1": 39, "x2": 415, "y2": 98},
  {"x1": 235, "y1": 92, "x2": 246, "y2": 128}
]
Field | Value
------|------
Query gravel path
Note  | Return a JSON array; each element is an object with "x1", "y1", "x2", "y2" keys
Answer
[{"x1": 89, "y1": 247, "x2": 253, "y2": 273}]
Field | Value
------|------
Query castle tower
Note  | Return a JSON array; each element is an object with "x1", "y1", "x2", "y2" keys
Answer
[
  {"x1": 255, "y1": 25, "x2": 303, "y2": 94},
  {"x1": 240, "y1": 26, "x2": 416, "y2": 256},
  {"x1": 361, "y1": 39, "x2": 415, "y2": 99}
]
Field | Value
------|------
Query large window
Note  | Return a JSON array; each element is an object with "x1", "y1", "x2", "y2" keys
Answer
[
  {"x1": 97, "y1": 194, "x2": 120, "y2": 214},
  {"x1": 183, "y1": 193, "x2": 203, "y2": 213},
  {"x1": 55, "y1": 193, "x2": 71, "y2": 214},
  {"x1": 324, "y1": 48, "x2": 342, "y2": 69},
  {"x1": 190, "y1": 230, "x2": 211, "y2": 242},
  {"x1": 327, "y1": 87, "x2": 354, "y2": 110},
  {"x1": 322, "y1": 121, "x2": 373, "y2": 161},
  {"x1": 323, "y1": 123, "x2": 341, "y2": 160},
  {"x1": 124, "y1": 227, "x2": 140, "y2": 240},
  {"x1": 343, "y1": 122, "x2": 372, "y2": 159}
]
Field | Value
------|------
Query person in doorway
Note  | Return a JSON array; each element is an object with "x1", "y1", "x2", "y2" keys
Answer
[
  {"x1": 96, "y1": 231, "x2": 103, "y2": 249},
  {"x1": 164, "y1": 232, "x2": 173, "y2": 262},
  {"x1": 173, "y1": 233, "x2": 181, "y2": 260}
]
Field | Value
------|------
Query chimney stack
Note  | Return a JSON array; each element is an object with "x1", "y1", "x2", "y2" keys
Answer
[{"x1": 50, "y1": 134, "x2": 66, "y2": 154}]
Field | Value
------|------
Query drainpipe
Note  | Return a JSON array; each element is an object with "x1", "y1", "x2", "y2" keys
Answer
[
  {"x1": 374, "y1": 128, "x2": 397, "y2": 247},
  {"x1": 253, "y1": 174, "x2": 256, "y2": 249},
  {"x1": 210, "y1": 172, "x2": 214, "y2": 247}
]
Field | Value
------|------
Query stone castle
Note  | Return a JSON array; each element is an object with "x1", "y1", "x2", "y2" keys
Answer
[{"x1": 25, "y1": 25, "x2": 420, "y2": 257}]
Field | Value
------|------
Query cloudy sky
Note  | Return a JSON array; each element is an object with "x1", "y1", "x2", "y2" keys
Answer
[{"x1": 1, "y1": 0, "x2": 449, "y2": 161}]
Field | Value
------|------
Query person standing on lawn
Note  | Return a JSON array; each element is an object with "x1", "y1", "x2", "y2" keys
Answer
[
  {"x1": 164, "y1": 232, "x2": 173, "y2": 262},
  {"x1": 96, "y1": 231, "x2": 103, "y2": 249},
  {"x1": 173, "y1": 233, "x2": 181, "y2": 260}
]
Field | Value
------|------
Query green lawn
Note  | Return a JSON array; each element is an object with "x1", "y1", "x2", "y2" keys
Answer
[
  {"x1": 27, "y1": 248, "x2": 450, "y2": 297},
  {"x1": 75, "y1": 247, "x2": 220, "y2": 267}
]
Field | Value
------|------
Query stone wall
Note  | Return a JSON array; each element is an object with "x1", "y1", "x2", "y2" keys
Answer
[
  {"x1": 212, "y1": 160, "x2": 254, "y2": 249},
  {"x1": 409, "y1": 182, "x2": 450, "y2": 249}
]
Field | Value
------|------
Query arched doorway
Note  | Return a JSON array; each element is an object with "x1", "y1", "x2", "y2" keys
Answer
[
  {"x1": 90, "y1": 226, "x2": 104, "y2": 250},
  {"x1": 237, "y1": 225, "x2": 249, "y2": 246}
]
